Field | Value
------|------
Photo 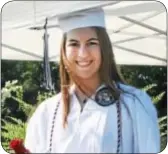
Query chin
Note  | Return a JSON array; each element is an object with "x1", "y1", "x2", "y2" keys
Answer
[
  {"x1": 76, "y1": 72, "x2": 98, "y2": 80},
  {"x1": 78, "y1": 75, "x2": 93, "y2": 80}
]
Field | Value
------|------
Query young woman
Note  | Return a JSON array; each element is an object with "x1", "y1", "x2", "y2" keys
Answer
[{"x1": 24, "y1": 8, "x2": 160, "y2": 153}]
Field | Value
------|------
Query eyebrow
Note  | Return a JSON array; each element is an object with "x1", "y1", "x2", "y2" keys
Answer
[
  {"x1": 67, "y1": 38, "x2": 99, "y2": 43},
  {"x1": 87, "y1": 38, "x2": 99, "y2": 42}
]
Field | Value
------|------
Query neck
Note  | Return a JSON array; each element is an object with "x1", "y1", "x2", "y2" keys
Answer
[{"x1": 73, "y1": 75, "x2": 102, "y2": 101}]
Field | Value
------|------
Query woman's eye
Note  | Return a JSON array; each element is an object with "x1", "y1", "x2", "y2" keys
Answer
[
  {"x1": 69, "y1": 43, "x2": 78, "y2": 46},
  {"x1": 88, "y1": 42, "x2": 98, "y2": 46}
]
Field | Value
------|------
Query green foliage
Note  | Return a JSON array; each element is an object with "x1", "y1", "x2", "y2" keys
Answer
[
  {"x1": 2, "y1": 80, "x2": 57, "y2": 119},
  {"x1": 1, "y1": 80, "x2": 35, "y2": 120},
  {"x1": 1, "y1": 117, "x2": 26, "y2": 152},
  {"x1": 141, "y1": 83, "x2": 157, "y2": 92},
  {"x1": 158, "y1": 116, "x2": 167, "y2": 151},
  {"x1": 121, "y1": 66, "x2": 166, "y2": 89},
  {"x1": 27, "y1": 90, "x2": 56, "y2": 118},
  {"x1": 142, "y1": 83, "x2": 166, "y2": 105},
  {"x1": 142, "y1": 83, "x2": 167, "y2": 151},
  {"x1": 10, "y1": 96, "x2": 34, "y2": 117},
  {"x1": 152, "y1": 92, "x2": 166, "y2": 105},
  {"x1": 37, "y1": 91, "x2": 56, "y2": 104},
  {"x1": 1, "y1": 81, "x2": 29, "y2": 152},
  {"x1": 1, "y1": 80, "x2": 57, "y2": 153},
  {"x1": 1, "y1": 80, "x2": 19, "y2": 104}
]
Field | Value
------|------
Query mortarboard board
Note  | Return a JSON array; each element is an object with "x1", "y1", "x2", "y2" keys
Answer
[{"x1": 57, "y1": 8, "x2": 105, "y2": 33}]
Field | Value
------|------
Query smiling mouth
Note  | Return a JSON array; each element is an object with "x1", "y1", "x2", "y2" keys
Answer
[{"x1": 76, "y1": 61, "x2": 93, "y2": 67}]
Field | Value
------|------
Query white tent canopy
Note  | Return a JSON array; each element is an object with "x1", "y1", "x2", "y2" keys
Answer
[{"x1": 2, "y1": 1, "x2": 167, "y2": 65}]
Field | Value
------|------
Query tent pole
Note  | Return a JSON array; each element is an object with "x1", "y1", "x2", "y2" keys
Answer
[
  {"x1": 113, "y1": 33, "x2": 163, "y2": 44},
  {"x1": 2, "y1": 43, "x2": 43, "y2": 60},
  {"x1": 108, "y1": 11, "x2": 163, "y2": 34},
  {"x1": 120, "y1": 16, "x2": 166, "y2": 35},
  {"x1": 114, "y1": 44, "x2": 167, "y2": 62}
]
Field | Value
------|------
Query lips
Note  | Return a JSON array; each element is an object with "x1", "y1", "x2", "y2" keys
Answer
[{"x1": 76, "y1": 61, "x2": 93, "y2": 67}]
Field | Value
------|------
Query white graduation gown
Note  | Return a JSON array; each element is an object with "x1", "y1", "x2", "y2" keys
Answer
[{"x1": 24, "y1": 84, "x2": 160, "y2": 153}]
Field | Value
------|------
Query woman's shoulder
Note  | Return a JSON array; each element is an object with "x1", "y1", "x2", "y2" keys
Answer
[
  {"x1": 24, "y1": 92, "x2": 62, "y2": 151},
  {"x1": 118, "y1": 82, "x2": 151, "y2": 99},
  {"x1": 117, "y1": 83, "x2": 152, "y2": 105},
  {"x1": 118, "y1": 83, "x2": 157, "y2": 119},
  {"x1": 38, "y1": 92, "x2": 62, "y2": 110},
  {"x1": 28, "y1": 92, "x2": 62, "y2": 122}
]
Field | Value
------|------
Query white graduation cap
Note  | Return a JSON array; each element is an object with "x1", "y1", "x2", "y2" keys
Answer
[{"x1": 57, "y1": 8, "x2": 105, "y2": 33}]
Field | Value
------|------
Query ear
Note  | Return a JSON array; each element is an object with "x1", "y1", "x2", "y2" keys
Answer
[{"x1": 64, "y1": 65, "x2": 70, "y2": 73}]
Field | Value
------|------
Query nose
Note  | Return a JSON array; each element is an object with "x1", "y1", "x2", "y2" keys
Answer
[{"x1": 78, "y1": 45, "x2": 89, "y2": 58}]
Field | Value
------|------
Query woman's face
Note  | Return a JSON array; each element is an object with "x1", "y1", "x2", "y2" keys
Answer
[{"x1": 65, "y1": 27, "x2": 101, "y2": 80}]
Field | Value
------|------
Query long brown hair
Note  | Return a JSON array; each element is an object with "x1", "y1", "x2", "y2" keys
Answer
[{"x1": 59, "y1": 27, "x2": 126, "y2": 128}]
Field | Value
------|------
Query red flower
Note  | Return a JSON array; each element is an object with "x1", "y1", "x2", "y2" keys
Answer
[{"x1": 9, "y1": 138, "x2": 30, "y2": 154}]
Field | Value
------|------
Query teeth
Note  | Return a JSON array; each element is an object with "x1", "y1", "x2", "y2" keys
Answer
[{"x1": 77, "y1": 61, "x2": 91, "y2": 66}]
